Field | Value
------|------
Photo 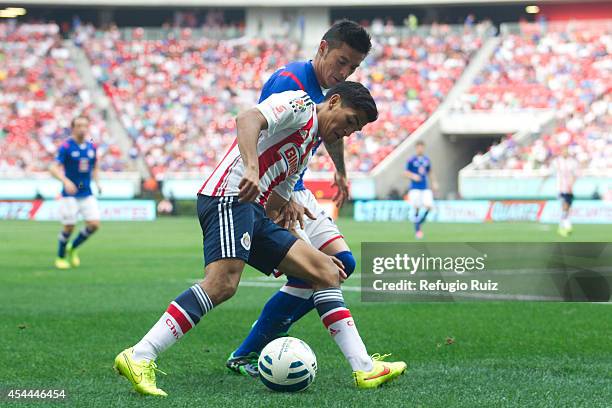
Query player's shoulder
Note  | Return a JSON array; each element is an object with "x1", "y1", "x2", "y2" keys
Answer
[
  {"x1": 274, "y1": 61, "x2": 310, "y2": 87},
  {"x1": 60, "y1": 139, "x2": 73, "y2": 150},
  {"x1": 282, "y1": 60, "x2": 310, "y2": 74},
  {"x1": 271, "y1": 89, "x2": 311, "y2": 104}
]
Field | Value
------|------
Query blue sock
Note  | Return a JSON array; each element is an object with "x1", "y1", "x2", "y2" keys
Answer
[
  {"x1": 233, "y1": 280, "x2": 305, "y2": 357},
  {"x1": 290, "y1": 251, "x2": 356, "y2": 323},
  {"x1": 71, "y1": 226, "x2": 95, "y2": 249},
  {"x1": 57, "y1": 231, "x2": 71, "y2": 258},
  {"x1": 417, "y1": 209, "x2": 430, "y2": 230},
  {"x1": 413, "y1": 209, "x2": 421, "y2": 232},
  {"x1": 233, "y1": 251, "x2": 356, "y2": 356}
]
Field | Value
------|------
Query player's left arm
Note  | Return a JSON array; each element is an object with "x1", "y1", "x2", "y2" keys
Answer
[
  {"x1": 324, "y1": 139, "x2": 349, "y2": 208},
  {"x1": 92, "y1": 159, "x2": 102, "y2": 195},
  {"x1": 429, "y1": 165, "x2": 439, "y2": 194}
]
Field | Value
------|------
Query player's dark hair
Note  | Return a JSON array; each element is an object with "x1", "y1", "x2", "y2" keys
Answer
[
  {"x1": 416, "y1": 140, "x2": 425, "y2": 146},
  {"x1": 322, "y1": 20, "x2": 372, "y2": 55},
  {"x1": 71, "y1": 115, "x2": 89, "y2": 128},
  {"x1": 325, "y1": 81, "x2": 378, "y2": 124}
]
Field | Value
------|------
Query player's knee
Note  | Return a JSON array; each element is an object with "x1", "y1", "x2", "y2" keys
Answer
[
  {"x1": 335, "y1": 251, "x2": 356, "y2": 278},
  {"x1": 202, "y1": 261, "x2": 243, "y2": 304},
  {"x1": 64, "y1": 225, "x2": 75, "y2": 234},
  {"x1": 311, "y1": 255, "x2": 340, "y2": 289},
  {"x1": 88, "y1": 222, "x2": 100, "y2": 232},
  {"x1": 215, "y1": 279, "x2": 239, "y2": 303}
]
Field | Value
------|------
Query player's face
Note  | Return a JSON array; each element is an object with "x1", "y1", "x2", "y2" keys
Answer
[
  {"x1": 72, "y1": 118, "x2": 89, "y2": 140},
  {"x1": 415, "y1": 144, "x2": 425, "y2": 155},
  {"x1": 317, "y1": 41, "x2": 365, "y2": 88},
  {"x1": 320, "y1": 94, "x2": 369, "y2": 144}
]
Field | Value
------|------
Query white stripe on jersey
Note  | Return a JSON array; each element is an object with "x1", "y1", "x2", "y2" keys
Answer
[{"x1": 199, "y1": 91, "x2": 319, "y2": 205}]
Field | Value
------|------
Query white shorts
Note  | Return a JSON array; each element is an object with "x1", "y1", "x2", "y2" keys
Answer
[
  {"x1": 292, "y1": 189, "x2": 343, "y2": 250},
  {"x1": 409, "y1": 189, "x2": 434, "y2": 208},
  {"x1": 59, "y1": 196, "x2": 100, "y2": 225}
]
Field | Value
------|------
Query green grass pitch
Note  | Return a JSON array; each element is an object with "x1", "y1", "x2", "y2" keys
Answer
[{"x1": 1, "y1": 218, "x2": 611, "y2": 407}]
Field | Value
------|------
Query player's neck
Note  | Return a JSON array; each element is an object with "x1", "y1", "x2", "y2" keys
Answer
[{"x1": 73, "y1": 135, "x2": 86, "y2": 144}]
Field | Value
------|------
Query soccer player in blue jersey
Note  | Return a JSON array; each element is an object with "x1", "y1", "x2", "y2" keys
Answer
[
  {"x1": 405, "y1": 141, "x2": 437, "y2": 239},
  {"x1": 225, "y1": 20, "x2": 373, "y2": 376},
  {"x1": 49, "y1": 115, "x2": 101, "y2": 269}
]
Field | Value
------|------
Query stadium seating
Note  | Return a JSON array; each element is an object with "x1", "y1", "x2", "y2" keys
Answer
[
  {"x1": 0, "y1": 23, "x2": 126, "y2": 174},
  {"x1": 83, "y1": 24, "x2": 484, "y2": 177},
  {"x1": 461, "y1": 21, "x2": 611, "y2": 171}
]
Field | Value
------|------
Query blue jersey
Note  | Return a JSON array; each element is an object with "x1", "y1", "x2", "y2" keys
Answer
[
  {"x1": 56, "y1": 138, "x2": 97, "y2": 198},
  {"x1": 406, "y1": 155, "x2": 431, "y2": 190},
  {"x1": 259, "y1": 61, "x2": 325, "y2": 191}
]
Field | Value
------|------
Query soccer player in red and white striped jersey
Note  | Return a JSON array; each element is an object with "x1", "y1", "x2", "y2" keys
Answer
[{"x1": 113, "y1": 82, "x2": 407, "y2": 396}]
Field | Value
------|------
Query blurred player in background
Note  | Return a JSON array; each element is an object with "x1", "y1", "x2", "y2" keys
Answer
[
  {"x1": 49, "y1": 115, "x2": 101, "y2": 269},
  {"x1": 554, "y1": 146, "x2": 578, "y2": 237},
  {"x1": 405, "y1": 140, "x2": 437, "y2": 239},
  {"x1": 226, "y1": 20, "x2": 372, "y2": 376}
]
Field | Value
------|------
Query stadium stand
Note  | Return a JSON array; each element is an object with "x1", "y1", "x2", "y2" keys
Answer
[
  {"x1": 82, "y1": 23, "x2": 485, "y2": 177},
  {"x1": 459, "y1": 21, "x2": 611, "y2": 171},
  {"x1": 0, "y1": 23, "x2": 127, "y2": 174}
]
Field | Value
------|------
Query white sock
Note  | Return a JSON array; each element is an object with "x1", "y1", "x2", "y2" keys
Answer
[
  {"x1": 313, "y1": 288, "x2": 373, "y2": 372},
  {"x1": 132, "y1": 285, "x2": 213, "y2": 362},
  {"x1": 133, "y1": 310, "x2": 186, "y2": 362}
]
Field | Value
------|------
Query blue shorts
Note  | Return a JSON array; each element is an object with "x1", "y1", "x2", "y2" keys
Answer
[
  {"x1": 197, "y1": 194, "x2": 298, "y2": 275},
  {"x1": 560, "y1": 193, "x2": 574, "y2": 206}
]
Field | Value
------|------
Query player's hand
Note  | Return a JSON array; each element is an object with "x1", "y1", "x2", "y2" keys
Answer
[
  {"x1": 96, "y1": 183, "x2": 103, "y2": 196},
  {"x1": 413, "y1": 174, "x2": 422, "y2": 182},
  {"x1": 64, "y1": 179, "x2": 78, "y2": 195},
  {"x1": 274, "y1": 200, "x2": 316, "y2": 230},
  {"x1": 329, "y1": 255, "x2": 347, "y2": 283},
  {"x1": 238, "y1": 167, "x2": 260, "y2": 202},
  {"x1": 332, "y1": 172, "x2": 350, "y2": 208}
]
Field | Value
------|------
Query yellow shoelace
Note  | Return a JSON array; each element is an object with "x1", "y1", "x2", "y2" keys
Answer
[
  {"x1": 371, "y1": 353, "x2": 392, "y2": 362},
  {"x1": 143, "y1": 361, "x2": 167, "y2": 382}
]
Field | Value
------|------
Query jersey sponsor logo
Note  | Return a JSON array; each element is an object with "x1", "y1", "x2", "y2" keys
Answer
[
  {"x1": 71, "y1": 151, "x2": 80, "y2": 158},
  {"x1": 87, "y1": 149, "x2": 95, "y2": 159},
  {"x1": 165, "y1": 318, "x2": 180, "y2": 339},
  {"x1": 241, "y1": 232, "x2": 251, "y2": 250},
  {"x1": 279, "y1": 144, "x2": 301, "y2": 176}
]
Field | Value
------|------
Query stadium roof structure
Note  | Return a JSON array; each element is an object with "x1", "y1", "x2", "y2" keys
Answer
[{"x1": 1, "y1": 0, "x2": 597, "y2": 6}]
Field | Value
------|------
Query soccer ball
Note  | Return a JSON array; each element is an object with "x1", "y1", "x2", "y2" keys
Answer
[{"x1": 258, "y1": 337, "x2": 317, "y2": 392}]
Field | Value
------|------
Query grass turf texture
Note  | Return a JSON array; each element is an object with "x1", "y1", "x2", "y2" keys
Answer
[{"x1": 1, "y1": 218, "x2": 611, "y2": 407}]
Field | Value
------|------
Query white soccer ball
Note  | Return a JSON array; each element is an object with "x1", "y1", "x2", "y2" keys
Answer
[{"x1": 258, "y1": 337, "x2": 317, "y2": 392}]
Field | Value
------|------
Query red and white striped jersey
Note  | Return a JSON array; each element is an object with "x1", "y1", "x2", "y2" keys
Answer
[
  {"x1": 199, "y1": 90, "x2": 319, "y2": 205},
  {"x1": 555, "y1": 156, "x2": 578, "y2": 194}
]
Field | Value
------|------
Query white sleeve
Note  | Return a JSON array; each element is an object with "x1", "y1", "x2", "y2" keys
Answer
[
  {"x1": 256, "y1": 91, "x2": 314, "y2": 136},
  {"x1": 272, "y1": 173, "x2": 300, "y2": 201}
]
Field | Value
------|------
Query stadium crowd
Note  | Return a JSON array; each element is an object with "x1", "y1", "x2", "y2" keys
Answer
[
  {"x1": 461, "y1": 21, "x2": 611, "y2": 171},
  {"x1": 0, "y1": 23, "x2": 127, "y2": 174},
  {"x1": 83, "y1": 23, "x2": 483, "y2": 177}
]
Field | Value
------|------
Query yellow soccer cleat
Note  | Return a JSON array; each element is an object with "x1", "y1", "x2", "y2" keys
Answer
[
  {"x1": 66, "y1": 243, "x2": 80, "y2": 267},
  {"x1": 55, "y1": 258, "x2": 71, "y2": 270},
  {"x1": 113, "y1": 347, "x2": 167, "y2": 397},
  {"x1": 353, "y1": 353, "x2": 407, "y2": 389}
]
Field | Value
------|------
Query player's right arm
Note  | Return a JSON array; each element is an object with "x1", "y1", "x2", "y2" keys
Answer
[
  {"x1": 49, "y1": 145, "x2": 77, "y2": 195},
  {"x1": 235, "y1": 108, "x2": 268, "y2": 202}
]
